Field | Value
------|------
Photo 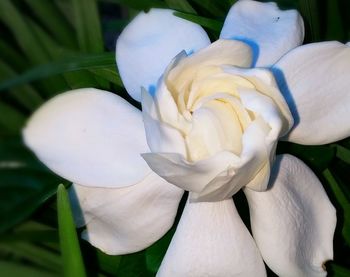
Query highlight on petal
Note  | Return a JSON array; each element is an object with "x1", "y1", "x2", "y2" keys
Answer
[
  {"x1": 69, "y1": 172, "x2": 183, "y2": 255},
  {"x1": 273, "y1": 41, "x2": 350, "y2": 145},
  {"x1": 220, "y1": 0, "x2": 304, "y2": 66},
  {"x1": 244, "y1": 154, "x2": 336, "y2": 277},
  {"x1": 157, "y1": 197, "x2": 266, "y2": 276},
  {"x1": 116, "y1": 8, "x2": 211, "y2": 102},
  {"x1": 23, "y1": 88, "x2": 150, "y2": 188}
]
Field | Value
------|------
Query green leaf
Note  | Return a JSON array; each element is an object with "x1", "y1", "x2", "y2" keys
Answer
[
  {"x1": 72, "y1": 0, "x2": 103, "y2": 53},
  {"x1": 0, "y1": 0, "x2": 50, "y2": 64},
  {"x1": 174, "y1": 12, "x2": 223, "y2": 32},
  {"x1": 0, "y1": 52, "x2": 116, "y2": 92},
  {"x1": 0, "y1": 40, "x2": 27, "y2": 71},
  {"x1": 277, "y1": 142, "x2": 335, "y2": 171},
  {"x1": 117, "y1": 251, "x2": 151, "y2": 277},
  {"x1": 28, "y1": 19, "x2": 101, "y2": 89},
  {"x1": 0, "y1": 261, "x2": 59, "y2": 277},
  {"x1": 0, "y1": 60, "x2": 43, "y2": 111},
  {"x1": 57, "y1": 184, "x2": 87, "y2": 277},
  {"x1": 0, "y1": 230, "x2": 58, "y2": 243},
  {"x1": 145, "y1": 228, "x2": 174, "y2": 273},
  {"x1": 165, "y1": 0, "x2": 197, "y2": 14},
  {"x1": 100, "y1": 0, "x2": 167, "y2": 10},
  {"x1": 24, "y1": 0, "x2": 77, "y2": 49},
  {"x1": 329, "y1": 263, "x2": 350, "y2": 277},
  {"x1": 0, "y1": 102, "x2": 26, "y2": 133},
  {"x1": 325, "y1": 0, "x2": 345, "y2": 40},
  {"x1": 0, "y1": 242, "x2": 62, "y2": 272},
  {"x1": 190, "y1": 0, "x2": 228, "y2": 17},
  {"x1": 0, "y1": 136, "x2": 47, "y2": 171},
  {"x1": 0, "y1": 167, "x2": 61, "y2": 233},
  {"x1": 70, "y1": 0, "x2": 113, "y2": 90},
  {"x1": 333, "y1": 144, "x2": 350, "y2": 164},
  {"x1": 298, "y1": 0, "x2": 321, "y2": 41},
  {"x1": 89, "y1": 66, "x2": 124, "y2": 87},
  {"x1": 96, "y1": 249, "x2": 122, "y2": 275},
  {"x1": 323, "y1": 168, "x2": 350, "y2": 245},
  {"x1": 0, "y1": 136, "x2": 60, "y2": 233},
  {"x1": 0, "y1": 0, "x2": 69, "y2": 94}
]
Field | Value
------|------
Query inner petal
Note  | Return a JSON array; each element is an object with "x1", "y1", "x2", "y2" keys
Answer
[
  {"x1": 187, "y1": 70, "x2": 254, "y2": 110},
  {"x1": 186, "y1": 99, "x2": 243, "y2": 161}
]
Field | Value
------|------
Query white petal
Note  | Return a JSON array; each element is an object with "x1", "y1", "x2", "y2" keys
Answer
[
  {"x1": 116, "y1": 9, "x2": 211, "y2": 102},
  {"x1": 220, "y1": 0, "x2": 304, "y2": 66},
  {"x1": 142, "y1": 151, "x2": 240, "y2": 196},
  {"x1": 273, "y1": 41, "x2": 350, "y2": 144},
  {"x1": 222, "y1": 66, "x2": 294, "y2": 135},
  {"x1": 167, "y1": 39, "x2": 253, "y2": 91},
  {"x1": 142, "y1": 118, "x2": 273, "y2": 202},
  {"x1": 23, "y1": 88, "x2": 150, "y2": 188},
  {"x1": 69, "y1": 172, "x2": 183, "y2": 255},
  {"x1": 244, "y1": 154, "x2": 336, "y2": 277},
  {"x1": 157, "y1": 197, "x2": 266, "y2": 276},
  {"x1": 141, "y1": 88, "x2": 187, "y2": 156}
]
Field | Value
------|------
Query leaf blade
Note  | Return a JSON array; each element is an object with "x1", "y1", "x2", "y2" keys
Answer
[
  {"x1": 57, "y1": 184, "x2": 87, "y2": 277},
  {"x1": 0, "y1": 52, "x2": 116, "y2": 92}
]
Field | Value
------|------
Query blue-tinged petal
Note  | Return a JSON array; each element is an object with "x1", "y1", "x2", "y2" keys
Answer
[
  {"x1": 116, "y1": 9, "x2": 211, "y2": 102},
  {"x1": 273, "y1": 41, "x2": 350, "y2": 145},
  {"x1": 220, "y1": 0, "x2": 304, "y2": 67},
  {"x1": 23, "y1": 88, "x2": 150, "y2": 188},
  {"x1": 245, "y1": 154, "x2": 336, "y2": 277}
]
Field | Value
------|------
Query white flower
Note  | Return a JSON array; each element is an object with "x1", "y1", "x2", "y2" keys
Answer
[{"x1": 23, "y1": 0, "x2": 350, "y2": 276}]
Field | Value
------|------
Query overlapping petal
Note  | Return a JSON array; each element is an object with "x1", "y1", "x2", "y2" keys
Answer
[
  {"x1": 69, "y1": 172, "x2": 183, "y2": 255},
  {"x1": 142, "y1": 116, "x2": 275, "y2": 202},
  {"x1": 244, "y1": 154, "x2": 336, "y2": 277},
  {"x1": 116, "y1": 8, "x2": 211, "y2": 102},
  {"x1": 273, "y1": 41, "x2": 350, "y2": 144},
  {"x1": 220, "y1": 0, "x2": 304, "y2": 66},
  {"x1": 23, "y1": 88, "x2": 150, "y2": 188},
  {"x1": 157, "y1": 197, "x2": 266, "y2": 276}
]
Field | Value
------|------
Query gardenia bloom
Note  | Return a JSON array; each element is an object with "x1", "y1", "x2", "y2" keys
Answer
[{"x1": 23, "y1": 0, "x2": 350, "y2": 276}]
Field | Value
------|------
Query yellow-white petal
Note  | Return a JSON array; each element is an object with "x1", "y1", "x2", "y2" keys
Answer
[
  {"x1": 245, "y1": 154, "x2": 336, "y2": 277},
  {"x1": 273, "y1": 41, "x2": 350, "y2": 144},
  {"x1": 220, "y1": 0, "x2": 304, "y2": 66},
  {"x1": 23, "y1": 88, "x2": 149, "y2": 188},
  {"x1": 142, "y1": 117, "x2": 272, "y2": 202},
  {"x1": 157, "y1": 197, "x2": 266, "y2": 276},
  {"x1": 116, "y1": 9, "x2": 211, "y2": 102},
  {"x1": 69, "y1": 172, "x2": 183, "y2": 255}
]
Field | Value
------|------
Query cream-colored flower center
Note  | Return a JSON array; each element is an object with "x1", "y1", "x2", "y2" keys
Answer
[
  {"x1": 142, "y1": 40, "x2": 294, "y2": 200},
  {"x1": 165, "y1": 63, "x2": 281, "y2": 162}
]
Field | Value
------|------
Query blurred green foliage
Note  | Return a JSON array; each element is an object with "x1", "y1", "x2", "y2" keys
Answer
[{"x1": 0, "y1": 0, "x2": 349, "y2": 276}]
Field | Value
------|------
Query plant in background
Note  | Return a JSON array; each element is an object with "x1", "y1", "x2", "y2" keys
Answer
[{"x1": 23, "y1": 0, "x2": 350, "y2": 276}]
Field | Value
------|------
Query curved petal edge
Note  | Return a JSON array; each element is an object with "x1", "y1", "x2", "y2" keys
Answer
[
  {"x1": 273, "y1": 41, "x2": 350, "y2": 145},
  {"x1": 69, "y1": 172, "x2": 183, "y2": 255},
  {"x1": 245, "y1": 154, "x2": 336, "y2": 277},
  {"x1": 23, "y1": 88, "x2": 150, "y2": 188},
  {"x1": 220, "y1": 0, "x2": 304, "y2": 66},
  {"x1": 157, "y1": 197, "x2": 266, "y2": 276},
  {"x1": 116, "y1": 8, "x2": 211, "y2": 102}
]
